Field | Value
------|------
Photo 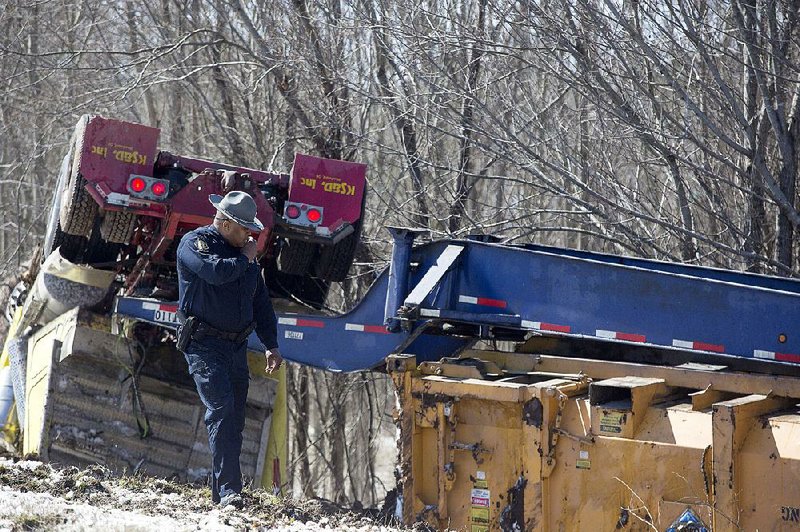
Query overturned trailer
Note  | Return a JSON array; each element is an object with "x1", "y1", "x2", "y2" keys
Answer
[{"x1": 0, "y1": 112, "x2": 370, "y2": 490}]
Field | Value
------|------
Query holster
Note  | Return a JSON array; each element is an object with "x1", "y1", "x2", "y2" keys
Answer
[{"x1": 176, "y1": 311, "x2": 198, "y2": 352}]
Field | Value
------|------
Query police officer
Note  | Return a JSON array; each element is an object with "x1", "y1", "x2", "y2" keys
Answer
[{"x1": 176, "y1": 190, "x2": 283, "y2": 509}]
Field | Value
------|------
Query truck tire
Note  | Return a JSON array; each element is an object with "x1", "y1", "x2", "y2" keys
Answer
[
  {"x1": 59, "y1": 115, "x2": 98, "y2": 237},
  {"x1": 51, "y1": 222, "x2": 88, "y2": 263},
  {"x1": 264, "y1": 259, "x2": 330, "y2": 310},
  {"x1": 277, "y1": 238, "x2": 317, "y2": 276},
  {"x1": 100, "y1": 210, "x2": 137, "y2": 244},
  {"x1": 315, "y1": 229, "x2": 359, "y2": 282},
  {"x1": 48, "y1": 218, "x2": 119, "y2": 266},
  {"x1": 84, "y1": 219, "x2": 122, "y2": 266},
  {"x1": 43, "y1": 149, "x2": 77, "y2": 261}
]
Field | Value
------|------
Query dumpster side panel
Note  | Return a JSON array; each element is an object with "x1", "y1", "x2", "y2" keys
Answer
[
  {"x1": 23, "y1": 309, "x2": 278, "y2": 486},
  {"x1": 737, "y1": 415, "x2": 800, "y2": 527},
  {"x1": 408, "y1": 379, "x2": 530, "y2": 530},
  {"x1": 391, "y1": 353, "x2": 800, "y2": 531}
]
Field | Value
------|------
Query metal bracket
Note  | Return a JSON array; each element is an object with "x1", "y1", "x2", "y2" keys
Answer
[{"x1": 399, "y1": 244, "x2": 465, "y2": 318}]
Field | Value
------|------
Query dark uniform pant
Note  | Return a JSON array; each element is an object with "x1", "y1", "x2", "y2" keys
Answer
[{"x1": 184, "y1": 338, "x2": 249, "y2": 503}]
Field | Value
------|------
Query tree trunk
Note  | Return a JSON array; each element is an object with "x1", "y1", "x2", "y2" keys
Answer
[{"x1": 448, "y1": 0, "x2": 487, "y2": 235}]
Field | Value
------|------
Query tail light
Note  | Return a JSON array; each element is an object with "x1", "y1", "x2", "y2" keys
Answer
[
  {"x1": 127, "y1": 175, "x2": 170, "y2": 201},
  {"x1": 306, "y1": 208, "x2": 322, "y2": 223},
  {"x1": 285, "y1": 204, "x2": 301, "y2": 219},
  {"x1": 129, "y1": 177, "x2": 147, "y2": 193},
  {"x1": 151, "y1": 181, "x2": 168, "y2": 197},
  {"x1": 283, "y1": 201, "x2": 323, "y2": 227}
]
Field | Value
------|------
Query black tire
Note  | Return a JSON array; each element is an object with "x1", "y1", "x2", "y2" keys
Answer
[
  {"x1": 52, "y1": 222, "x2": 88, "y2": 263},
  {"x1": 277, "y1": 238, "x2": 318, "y2": 276},
  {"x1": 315, "y1": 229, "x2": 359, "y2": 282},
  {"x1": 84, "y1": 219, "x2": 122, "y2": 266},
  {"x1": 100, "y1": 210, "x2": 137, "y2": 244},
  {"x1": 49, "y1": 218, "x2": 119, "y2": 266},
  {"x1": 264, "y1": 258, "x2": 330, "y2": 310},
  {"x1": 42, "y1": 149, "x2": 74, "y2": 260},
  {"x1": 59, "y1": 115, "x2": 98, "y2": 237}
]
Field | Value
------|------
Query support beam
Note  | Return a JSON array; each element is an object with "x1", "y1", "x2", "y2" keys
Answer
[{"x1": 711, "y1": 394, "x2": 795, "y2": 531}]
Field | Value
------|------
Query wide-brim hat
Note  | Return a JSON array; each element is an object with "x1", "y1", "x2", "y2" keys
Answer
[{"x1": 209, "y1": 191, "x2": 264, "y2": 232}]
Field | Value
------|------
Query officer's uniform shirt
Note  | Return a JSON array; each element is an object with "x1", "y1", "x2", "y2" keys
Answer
[{"x1": 177, "y1": 225, "x2": 278, "y2": 350}]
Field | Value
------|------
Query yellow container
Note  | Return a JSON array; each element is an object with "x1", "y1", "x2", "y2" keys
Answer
[
  {"x1": 388, "y1": 350, "x2": 800, "y2": 531},
  {"x1": 20, "y1": 307, "x2": 286, "y2": 490}
]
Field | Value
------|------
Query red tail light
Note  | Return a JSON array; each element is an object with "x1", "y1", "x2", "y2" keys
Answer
[
  {"x1": 129, "y1": 177, "x2": 146, "y2": 193},
  {"x1": 285, "y1": 205, "x2": 301, "y2": 219},
  {"x1": 306, "y1": 208, "x2": 322, "y2": 223},
  {"x1": 151, "y1": 181, "x2": 168, "y2": 197}
]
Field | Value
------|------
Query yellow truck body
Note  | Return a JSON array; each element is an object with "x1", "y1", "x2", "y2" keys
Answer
[
  {"x1": 389, "y1": 347, "x2": 800, "y2": 531},
  {"x1": 7, "y1": 307, "x2": 286, "y2": 491}
]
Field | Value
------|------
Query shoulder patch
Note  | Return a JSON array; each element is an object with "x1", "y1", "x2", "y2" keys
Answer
[{"x1": 195, "y1": 238, "x2": 209, "y2": 253}]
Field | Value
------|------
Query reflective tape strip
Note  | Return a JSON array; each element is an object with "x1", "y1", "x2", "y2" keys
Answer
[
  {"x1": 673, "y1": 339, "x2": 725, "y2": 353},
  {"x1": 95, "y1": 182, "x2": 113, "y2": 196},
  {"x1": 297, "y1": 319, "x2": 325, "y2": 328},
  {"x1": 141, "y1": 302, "x2": 176, "y2": 312},
  {"x1": 755, "y1": 350, "x2": 800, "y2": 363},
  {"x1": 106, "y1": 191, "x2": 150, "y2": 208},
  {"x1": 777, "y1": 352, "x2": 800, "y2": 363},
  {"x1": 345, "y1": 323, "x2": 389, "y2": 334},
  {"x1": 458, "y1": 295, "x2": 507, "y2": 308},
  {"x1": 420, "y1": 309, "x2": 440, "y2": 317},
  {"x1": 278, "y1": 317, "x2": 325, "y2": 328},
  {"x1": 521, "y1": 320, "x2": 571, "y2": 333},
  {"x1": 596, "y1": 329, "x2": 646, "y2": 343},
  {"x1": 107, "y1": 192, "x2": 131, "y2": 206}
]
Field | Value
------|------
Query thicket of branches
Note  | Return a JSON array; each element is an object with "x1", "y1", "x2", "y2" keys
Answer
[{"x1": 1, "y1": 0, "x2": 798, "y2": 505}]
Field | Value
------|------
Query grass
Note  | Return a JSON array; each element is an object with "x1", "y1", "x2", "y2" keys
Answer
[{"x1": 10, "y1": 513, "x2": 61, "y2": 531}]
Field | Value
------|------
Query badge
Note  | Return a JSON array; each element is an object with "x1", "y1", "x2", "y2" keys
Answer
[{"x1": 195, "y1": 238, "x2": 209, "y2": 253}]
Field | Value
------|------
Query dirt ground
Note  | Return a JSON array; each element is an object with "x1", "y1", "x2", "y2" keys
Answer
[{"x1": 0, "y1": 454, "x2": 408, "y2": 531}]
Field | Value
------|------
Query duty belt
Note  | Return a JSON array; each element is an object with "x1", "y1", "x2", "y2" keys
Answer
[
  {"x1": 194, "y1": 321, "x2": 256, "y2": 344},
  {"x1": 178, "y1": 310, "x2": 255, "y2": 344}
]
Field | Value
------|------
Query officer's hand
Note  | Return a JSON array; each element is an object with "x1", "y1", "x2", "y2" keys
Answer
[
  {"x1": 265, "y1": 348, "x2": 283, "y2": 373},
  {"x1": 242, "y1": 238, "x2": 258, "y2": 262}
]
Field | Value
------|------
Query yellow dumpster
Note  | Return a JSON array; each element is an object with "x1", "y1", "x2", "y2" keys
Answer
[{"x1": 389, "y1": 349, "x2": 800, "y2": 531}]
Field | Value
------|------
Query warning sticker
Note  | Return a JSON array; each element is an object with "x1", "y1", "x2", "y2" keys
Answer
[
  {"x1": 471, "y1": 507, "x2": 489, "y2": 523},
  {"x1": 471, "y1": 478, "x2": 490, "y2": 528},
  {"x1": 599, "y1": 411, "x2": 625, "y2": 433},
  {"x1": 471, "y1": 488, "x2": 490, "y2": 500},
  {"x1": 577, "y1": 450, "x2": 591, "y2": 469}
]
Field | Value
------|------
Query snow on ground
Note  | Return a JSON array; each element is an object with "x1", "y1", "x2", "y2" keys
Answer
[{"x1": 0, "y1": 456, "x2": 410, "y2": 531}]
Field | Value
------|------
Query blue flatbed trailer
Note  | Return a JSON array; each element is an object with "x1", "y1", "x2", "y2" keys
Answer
[{"x1": 115, "y1": 228, "x2": 800, "y2": 374}]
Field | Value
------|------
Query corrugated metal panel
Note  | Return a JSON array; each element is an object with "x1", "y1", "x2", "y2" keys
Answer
[{"x1": 26, "y1": 309, "x2": 276, "y2": 485}]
